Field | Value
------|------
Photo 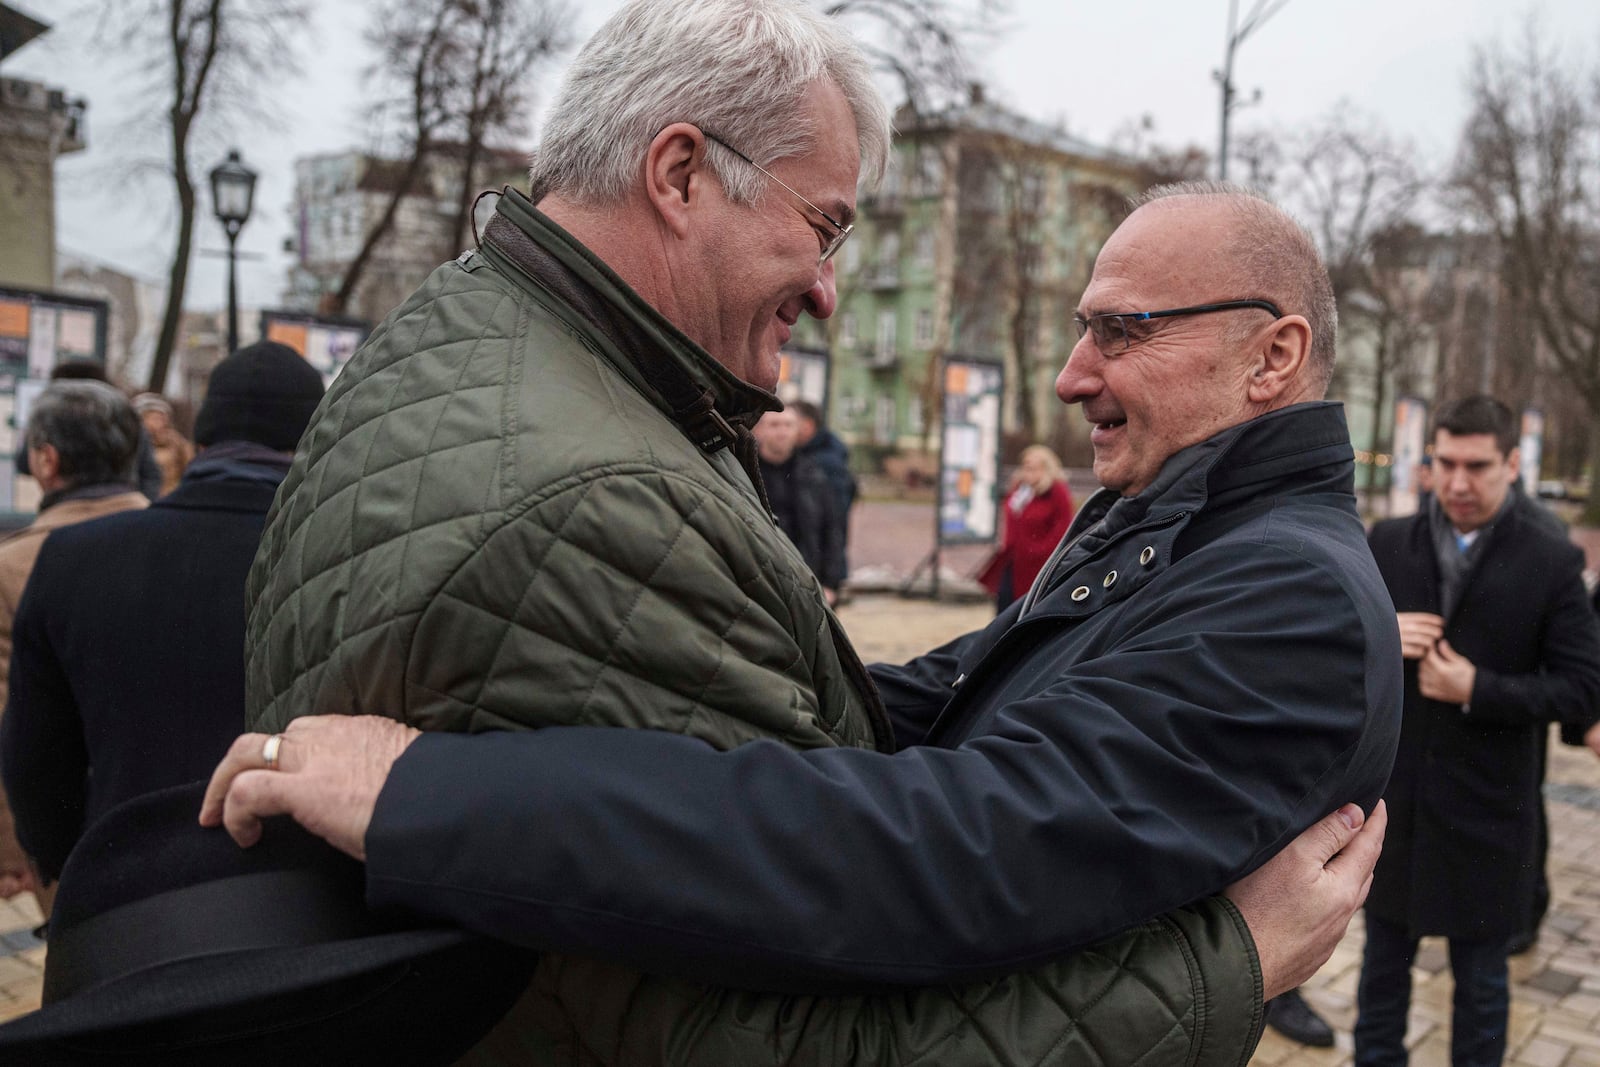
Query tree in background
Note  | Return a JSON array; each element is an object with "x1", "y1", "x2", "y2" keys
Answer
[
  {"x1": 1237, "y1": 105, "x2": 1430, "y2": 496},
  {"x1": 326, "y1": 0, "x2": 570, "y2": 317},
  {"x1": 443, "y1": 0, "x2": 571, "y2": 255},
  {"x1": 1451, "y1": 26, "x2": 1600, "y2": 519},
  {"x1": 825, "y1": 0, "x2": 1010, "y2": 117},
  {"x1": 92, "y1": 0, "x2": 306, "y2": 392}
]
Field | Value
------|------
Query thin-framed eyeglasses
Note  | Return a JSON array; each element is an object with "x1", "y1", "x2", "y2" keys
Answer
[
  {"x1": 702, "y1": 131, "x2": 853, "y2": 265},
  {"x1": 1072, "y1": 300, "x2": 1283, "y2": 355}
]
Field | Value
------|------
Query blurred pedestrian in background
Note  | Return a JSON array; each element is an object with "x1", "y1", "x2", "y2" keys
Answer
[
  {"x1": 754, "y1": 407, "x2": 845, "y2": 604},
  {"x1": 14, "y1": 360, "x2": 162, "y2": 500},
  {"x1": 979, "y1": 444, "x2": 1074, "y2": 611},
  {"x1": 0, "y1": 381, "x2": 146, "y2": 904},
  {"x1": 0, "y1": 342, "x2": 325, "y2": 916},
  {"x1": 133, "y1": 393, "x2": 194, "y2": 497},
  {"x1": 791, "y1": 399, "x2": 855, "y2": 582}
]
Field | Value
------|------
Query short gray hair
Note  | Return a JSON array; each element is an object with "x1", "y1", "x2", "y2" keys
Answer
[
  {"x1": 1131, "y1": 181, "x2": 1338, "y2": 391},
  {"x1": 530, "y1": 0, "x2": 891, "y2": 207},
  {"x1": 25, "y1": 380, "x2": 141, "y2": 489}
]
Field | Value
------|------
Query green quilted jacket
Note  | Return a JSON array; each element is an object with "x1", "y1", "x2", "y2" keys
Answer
[{"x1": 245, "y1": 190, "x2": 1267, "y2": 1065}]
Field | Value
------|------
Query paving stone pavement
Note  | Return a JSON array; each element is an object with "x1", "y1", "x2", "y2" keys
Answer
[{"x1": 1, "y1": 508, "x2": 1598, "y2": 1064}]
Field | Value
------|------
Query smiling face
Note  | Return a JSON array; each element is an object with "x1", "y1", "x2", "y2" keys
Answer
[
  {"x1": 683, "y1": 80, "x2": 860, "y2": 392},
  {"x1": 1055, "y1": 198, "x2": 1278, "y2": 497}
]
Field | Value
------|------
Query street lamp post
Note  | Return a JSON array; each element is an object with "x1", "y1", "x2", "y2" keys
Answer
[
  {"x1": 1213, "y1": 0, "x2": 1288, "y2": 181},
  {"x1": 209, "y1": 149, "x2": 258, "y2": 357}
]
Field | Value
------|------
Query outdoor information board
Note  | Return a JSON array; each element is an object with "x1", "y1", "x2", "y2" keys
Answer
[
  {"x1": 259, "y1": 309, "x2": 370, "y2": 386},
  {"x1": 1387, "y1": 394, "x2": 1429, "y2": 518},
  {"x1": 937, "y1": 356, "x2": 1004, "y2": 545},
  {"x1": 775, "y1": 345, "x2": 830, "y2": 414},
  {"x1": 1519, "y1": 407, "x2": 1545, "y2": 495},
  {"x1": 0, "y1": 287, "x2": 110, "y2": 514}
]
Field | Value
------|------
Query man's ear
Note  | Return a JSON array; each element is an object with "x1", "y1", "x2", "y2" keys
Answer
[
  {"x1": 1246, "y1": 314, "x2": 1313, "y2": 404},
  {"x1": 28, "y1": 443, "x2": 59, "y2": 486},
  {"x1": 643, "y1": 123, "x2": 709, "y2": 241}
]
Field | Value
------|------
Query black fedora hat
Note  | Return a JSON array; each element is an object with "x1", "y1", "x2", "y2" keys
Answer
[{"x1": 0, "y1": 781, "x2": 536, "y2": 1065}]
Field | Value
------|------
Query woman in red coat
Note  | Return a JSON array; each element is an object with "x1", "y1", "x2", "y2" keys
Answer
[{"x1": 980, "y1": 445, "x2": 1075, "y2": 611}]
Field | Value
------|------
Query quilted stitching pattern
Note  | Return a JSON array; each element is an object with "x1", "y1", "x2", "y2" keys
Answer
[
  {"x1": 523, "y1": 899, "x2": 1259, "y2": 1066},
  {"x1": 245, "y1": 240, "x2": 1261, "y2": 1065},
  {"x1": 246, "y1": 257, "x2": 874, "y2": 754}
]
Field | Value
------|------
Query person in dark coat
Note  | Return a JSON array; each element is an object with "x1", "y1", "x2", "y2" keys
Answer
[
  {"x1": 754, "y1": 406, "x2": 845, "y2": 603},
  {"x1": 791, "y1": 399, "x2": 855, "y2": 576},
  {"x1": 0, "y1": 341, "x2": 325, "y2": 892},
  {"x1": 1356, "y1": 395, "x2": 1600, "y2": 1067}
]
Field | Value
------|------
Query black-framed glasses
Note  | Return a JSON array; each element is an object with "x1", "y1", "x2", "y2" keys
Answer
[
  {"x1": 1072, "y1": 300, "x2": 1283, "y2": 355},
  {"x1": 702, "y1": 131, "x2": 853, "y2": 265}
]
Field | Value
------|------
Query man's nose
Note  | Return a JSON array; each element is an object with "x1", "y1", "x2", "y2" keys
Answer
[
  {"x1": 804, "y1": 259, "x2": 837, "y2": 320},
  {"x1": 1056, "y1": 334, "x2": 1102, "y2": 404}
]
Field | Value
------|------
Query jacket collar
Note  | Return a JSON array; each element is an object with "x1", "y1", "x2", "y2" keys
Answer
[
  {"x1": 154, "y1": 473, "x2": 283, "y2": 515},
  {"x1": 1025, "y1": 402, "x2": 1354, "y2": 616},
  {"x1": 480, "y1": 188, "x2": 780, "y2": 434},
  {"x1": 13, "y1": 490, "x2": 148, "y2": 540}
]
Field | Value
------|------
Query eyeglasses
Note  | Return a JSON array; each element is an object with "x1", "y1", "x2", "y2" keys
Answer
[
  {"x1": 702, "y1": 131, "x2": 853, "y2": 265},
  {"x1": 1072, "y1": 300, "x2": 1283, "y2": 355}
]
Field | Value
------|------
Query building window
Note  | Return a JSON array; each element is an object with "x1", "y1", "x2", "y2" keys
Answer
[
  {"x1": 915, "y1": 228, "x2": 936, "y2": 270},
  {"x1": 839, "y1": 311, "x2": 857, "y2": 348},
  {"x1": 843, "y1": 234, "x2": 862, "y2": 274},
  {"x1": 876, "y1": 308, "x2": 897, "y2": 354},
  {"x1": 914, "y1": 308, "x2": 934, "y2": 349},
  {"x1": 875, "y1": 395, "x2": 897, "y2": 443},
  {"x1": 876, "y1": 230, "x2": 900, "y2": 283},
  {"x1": 915, "y1": 145, "x2": 943, "y2": 197}
]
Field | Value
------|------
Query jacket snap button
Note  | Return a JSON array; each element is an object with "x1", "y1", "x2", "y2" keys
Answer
[
  {"x1": 1103, "y1": 570, "x2": 1118, "y2": 589},
  {"x1": 1139, "y1": 546, "x2": 1156, "y2": 566},
  {"x1": 1071, "y1": 586, "x2": 1090, "y2": 602}
]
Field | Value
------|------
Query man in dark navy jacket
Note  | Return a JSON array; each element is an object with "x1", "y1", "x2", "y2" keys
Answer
[
  {"x1": 0, "y1": 342, "x2": 324, "y2": 891},
  {"x1": 205, "y1": 182, "x2": 1400, "y2": 1027},
  {"x1": 1357, "y1": 396, "x2": 1600, "y2": 1067}
]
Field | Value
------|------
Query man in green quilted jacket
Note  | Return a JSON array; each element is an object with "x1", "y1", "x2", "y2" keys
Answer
[{"x1": 205, "y1": 0, "x2": 1388, "y2": 1062}]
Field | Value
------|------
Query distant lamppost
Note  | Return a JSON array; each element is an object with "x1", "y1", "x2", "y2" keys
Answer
[
  {"x1": 1213, "y1": 0, "x2": 1288, "y2": 181},
  {"x1": 209, "y1": 148, "x2": 257, "y2": 356}
]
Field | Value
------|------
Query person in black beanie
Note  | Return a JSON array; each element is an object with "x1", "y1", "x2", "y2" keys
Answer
[{"x1": 0, "y1": 341, "x2": 326, "y2": 910}]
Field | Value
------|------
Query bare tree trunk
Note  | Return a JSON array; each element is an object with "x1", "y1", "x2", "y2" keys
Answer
[
  {"x1": 150, "y1": 158, "x2": 197, "y2": 391},
  {"x1": 327, "y1": 149, "x2": 431, "y2": 316},
  {"x1": 148, "y1": 0, "x2": 225, "y2": 393}
]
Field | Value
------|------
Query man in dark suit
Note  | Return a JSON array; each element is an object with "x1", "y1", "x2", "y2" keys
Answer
[
  {"x1": 0, "y1": 341, "x2": 325, "y2": 895},
  {"x1": 1357, "y1": 395, "x2": 1600, "y2": 1067}
]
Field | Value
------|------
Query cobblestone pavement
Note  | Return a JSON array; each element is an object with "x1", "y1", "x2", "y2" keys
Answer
[{"x1": 2, "y1": 501, "x2": 1598, "y2": 1067}]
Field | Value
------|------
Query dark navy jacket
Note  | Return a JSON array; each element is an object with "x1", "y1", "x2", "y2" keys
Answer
[
  {"x1": 1366, "y1": 492, "x2": 1600, "y2": 938},
  {"x1": 365, "y1": 401, "x2": 1402, "y2": 990},
  {"x1": 0, "y1": 469, "x2": 282, "y2": 880}
]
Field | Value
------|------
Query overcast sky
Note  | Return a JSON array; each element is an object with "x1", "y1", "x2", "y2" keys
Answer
[{"x1": 7, "y1": 0, "x2": 1596, "y2": 314}]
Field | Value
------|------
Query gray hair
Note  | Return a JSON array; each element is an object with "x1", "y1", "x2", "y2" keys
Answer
[
  {"x1": 25, "y1": 380, "x2": 141, "y2": 490},
  {"x1": 529, "y1": 0, "x2": 891, "y2": 207},
  {"x1": 1131, "y1": 181, "x2": 1339, "y2": 391}
]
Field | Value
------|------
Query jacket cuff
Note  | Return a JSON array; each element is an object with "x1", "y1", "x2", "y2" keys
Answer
[{"x1": 1158, "y1": 896, "x2": 1266, "y2": 1066}]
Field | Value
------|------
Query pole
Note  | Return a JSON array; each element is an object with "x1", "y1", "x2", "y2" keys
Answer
[
  {"x1": 225, "y1": 223, "x2": 240, "y2": 357},
  {"x1": 1218, "y1": 0, "x2": 1239, "y2": 181}
]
